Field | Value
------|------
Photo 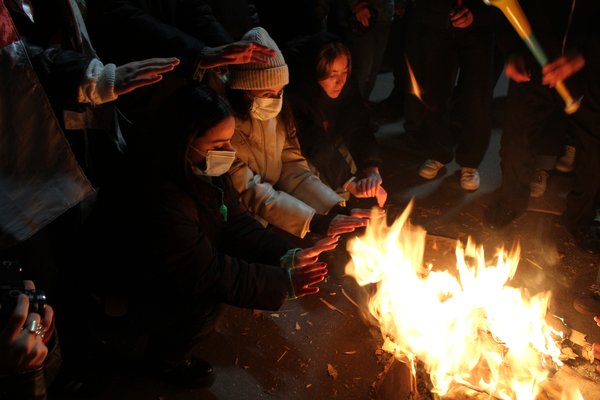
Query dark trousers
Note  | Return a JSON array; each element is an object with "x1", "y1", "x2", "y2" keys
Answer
[
  {"x1": 564, "y1": 75, "x2": 600, "y2": 229},
  {"x1": 344, "y1": 23, "x2": 392, "y2": 99},
  {"x1": 420, "y1": 27, "x2": 494, "y2": 168},
  {"x1": 499, "y1": 77, "x2": 600, "y2": 229}
]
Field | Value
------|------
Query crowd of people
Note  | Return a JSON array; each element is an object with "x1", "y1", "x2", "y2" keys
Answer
[{"x1": 1, "y1": 0, "x2": 599, "y2": 398}]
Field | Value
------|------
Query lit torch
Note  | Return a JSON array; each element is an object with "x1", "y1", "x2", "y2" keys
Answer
[{"x1": 483, "y1": 0, "x2": 582, "y2": 114}]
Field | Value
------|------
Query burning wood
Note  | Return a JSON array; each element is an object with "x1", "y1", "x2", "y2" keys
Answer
[{"x1": 346, "y1": 202, "x2": 599, "y2": 399}]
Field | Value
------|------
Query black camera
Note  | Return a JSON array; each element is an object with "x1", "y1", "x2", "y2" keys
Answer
[{"x1": 0, "y1": 260, "x2": 46, "y2": 328}]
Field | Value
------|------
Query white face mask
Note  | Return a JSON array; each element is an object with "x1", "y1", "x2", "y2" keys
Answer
[
  {"x1": 189, "y1": 147, "x2": 236, "y2": 177},
  {"x1": 250, "y1": 96, "x2": 283, "y2": 121}
]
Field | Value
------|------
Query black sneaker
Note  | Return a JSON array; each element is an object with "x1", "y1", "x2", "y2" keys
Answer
[{"x1": 152, "y1": 358, "x2": 215, "y2": 389}]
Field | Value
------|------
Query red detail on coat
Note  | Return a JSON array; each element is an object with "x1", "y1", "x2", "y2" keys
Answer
[{"x1": 0, "y1": 1, "x2": 20, "y2": 49}]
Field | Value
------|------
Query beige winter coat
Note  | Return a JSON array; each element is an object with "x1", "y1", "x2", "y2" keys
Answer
[{"x1": 229, "y1": 116, "x2": 344, "y2": 238}]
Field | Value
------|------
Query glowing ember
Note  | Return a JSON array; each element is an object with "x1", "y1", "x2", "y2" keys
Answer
[
  {"x1": 405, "y1": 56, "x2": 423, "y2": 102},
  {"x1": 345, "y1": 202, "x2": 583, "y2": 399}
]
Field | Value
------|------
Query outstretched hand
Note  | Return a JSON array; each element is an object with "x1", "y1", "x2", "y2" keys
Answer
[
  {"x1": 327, "y1": 214, "x2": 368, "y2": 236},
  {"x1": 326, "y1": 208, "x2": 385, "y2": 237},
  {"x1": 349, "y1": 167, "x2": 383, "y2": 198},
  {"x1": 294, "y1": 236, "x2": 340, "y2": 267},
  {"x1": 198, "y1": 41, "x2": 276, "y2": 69},
  {"x1": 114, "y1": 57, "x2": 180, "y2": 96},
  {"x1": 290, "y1": 262, "x2": 328, "y2": 298}
]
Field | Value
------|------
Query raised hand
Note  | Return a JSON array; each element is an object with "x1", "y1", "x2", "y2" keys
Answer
[
  {"x1": 114, "y1": 57, "x2": 180, "y2": 96},
  {"x1": 290, "y1": 262, "x2": 328, "y2": 298},
  {"x1": 349, "y1": 167, "x2": 383, "y2": 199},
  {"x1": 198, "y1": 41, "x2": 276, "y2": 69},
  {"x1": 294, "y1": 236, "x2": 340, "y2": 267}
]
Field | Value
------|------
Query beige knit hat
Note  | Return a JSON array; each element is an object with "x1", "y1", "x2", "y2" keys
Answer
[{"x1": 228, "y1": 27, "x2": 289, "y2": 90}]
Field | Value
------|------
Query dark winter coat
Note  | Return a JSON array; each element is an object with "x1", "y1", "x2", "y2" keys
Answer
[
  {"x1": 284, "y1": 33, "x2": 382, "y2": 191},
  {"x1": 85, "y1": 169, "x2": 294, "y2": 327}
]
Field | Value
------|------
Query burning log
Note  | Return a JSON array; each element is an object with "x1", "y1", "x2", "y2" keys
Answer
[
  {"x1": 349, "y1": 203, "x2": 600, "y2": 399},
  {"x1": 376, "y1": 358, "x2": 600, "y2": 400}
]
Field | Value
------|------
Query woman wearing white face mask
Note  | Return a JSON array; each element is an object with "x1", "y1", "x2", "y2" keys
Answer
[
  {"x1": 83, "y1": 84, "x2": 338, "y2": 388},
  {"x1": 227, "y1": 27, "x2": 375, "y2": 239}
]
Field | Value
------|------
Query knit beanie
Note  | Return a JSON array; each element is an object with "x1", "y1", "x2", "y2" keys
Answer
[{"x1": 228, "y1": 27, "x2": 289, "y2": 90}]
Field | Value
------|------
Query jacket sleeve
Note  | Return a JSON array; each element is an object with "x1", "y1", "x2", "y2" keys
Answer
[
  {"x1": 24, "y1": 43, "x2": 94, "y2": 112},
  {"x1": 277, "y1": 134, "x2": 344, "y2": 215},
  {"x1": 151, "y1": 186, "x2": 290, "y2": 311},
  {"x1": 229, "y1": 157, "x2": 318, "y2": 238},
  {"x1": 219, "y1": 175, "x2": 292, "y2": 264}
]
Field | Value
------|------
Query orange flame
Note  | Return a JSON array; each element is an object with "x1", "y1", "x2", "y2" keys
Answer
[
  {"x1": 346, "y1": 202, "x2": 584, "y2": 399},
  {"x1": 405, "y1": 56, "x2": 423, "y2": 102}
]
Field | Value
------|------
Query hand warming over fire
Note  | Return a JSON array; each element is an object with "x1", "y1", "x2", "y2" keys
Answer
[
  {"x1": 294, "y1": 236, "x2": 340, "y2": 267},
  {"x1": 327, "y1": 214, "x2": 368, "y2": 236},
  {"x1": 289, "y1": 262, "x2": 328, "y2": 298},
  {"x1": 114, "y1": 57, "x2": 180, "y2": 96},
  {"x1": 351, "y1": 167, "x2": 383, "y2": 198}
]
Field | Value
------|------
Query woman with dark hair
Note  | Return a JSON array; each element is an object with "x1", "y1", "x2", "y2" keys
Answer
[
  {"x1": 227, "y1": 27, "x2": 374, "y2": 239},
  {"x1": 84, "y1": 83, "x2": 335, "y2": 388},
  {"x1": 284, "y1": 32, "x2": 386, "y2": 206}
]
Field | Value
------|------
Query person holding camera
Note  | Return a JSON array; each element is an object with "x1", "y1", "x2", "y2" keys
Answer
[
  {"x1": 0, "y1": 280, "x2": 57, "y2": 400},
  {"x1": 83, "y1": 83, "x2": 337, "y2": 389}
]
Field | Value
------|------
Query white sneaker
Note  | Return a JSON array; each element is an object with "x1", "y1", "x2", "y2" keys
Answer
[
  {"x1": 555, "y1": 145, "x2": 575, "y2": 173},
  {"x1": 530, "y1": 169, "x2": 549, "y2": 198},
  {"x1": 418, "y1": 160, "x2": 445, "y2": 179},
  {"x1": 460, "y1": 167, "x2": 480, "y2": 191}
]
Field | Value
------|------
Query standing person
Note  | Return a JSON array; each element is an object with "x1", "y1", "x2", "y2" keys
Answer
[
  {"x1": 485, "y1": 0, "x2": 600, "y2": 255},
  {"x1": 328, "y1": 0, "x2": 395, "y2": 101},
  {"x1": 371, "y1": 0, "x2": 415, "y2": 123},
  {"x1": 284, "y1": 32, "x2": 387, "y2": 206},
  {"x1": 414, "y1": 0, "x2": 500, "y2": 191},
  {"x1": 1, "y1": 2, "x2": 178, "y2": 395},
  {"x1": 83, "y1": 84, "x2": 336, "y2": 388},
  {"x1": 226, "y1": 27, "x2": 374, "y2": 239}
]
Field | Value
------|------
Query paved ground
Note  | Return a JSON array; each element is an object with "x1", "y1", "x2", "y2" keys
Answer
[{"x1": 50, "y1": 73, "x2": 600, "y2": 399}]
